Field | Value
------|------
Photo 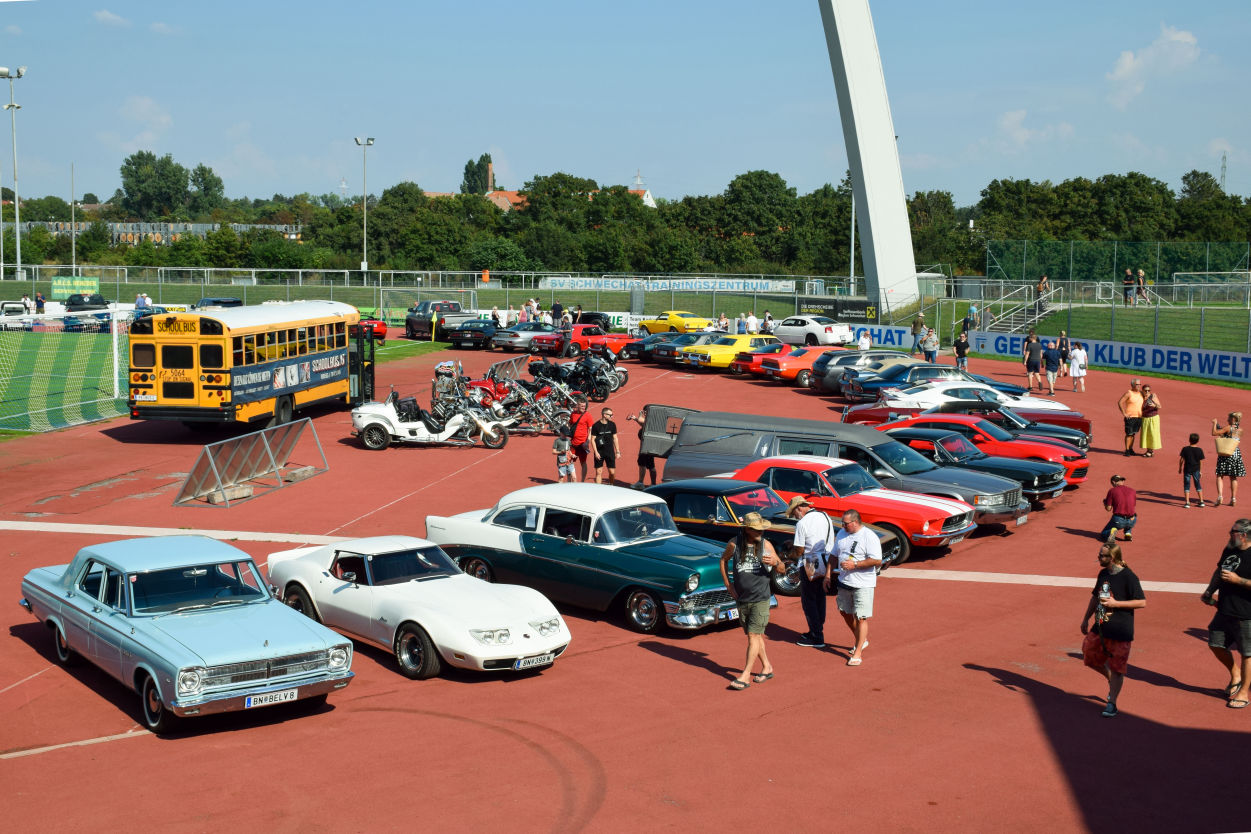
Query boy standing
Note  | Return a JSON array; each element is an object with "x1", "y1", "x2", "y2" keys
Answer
[
  {"x1": 1180, "y1": 432, "x2": 1206, "y2": 508},
  {"x1": 552, "y1": 418, "x2": 574, "y2": 483}
]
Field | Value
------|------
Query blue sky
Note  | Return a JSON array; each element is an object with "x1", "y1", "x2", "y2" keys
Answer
[{"x1": 1, "y1": 1, "x2": 1247, "y2": 207}]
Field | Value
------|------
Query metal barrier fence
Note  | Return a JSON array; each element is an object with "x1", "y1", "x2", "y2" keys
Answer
[{"x1": 986, "y1": 239, "x2": 1251, "y2": 284}]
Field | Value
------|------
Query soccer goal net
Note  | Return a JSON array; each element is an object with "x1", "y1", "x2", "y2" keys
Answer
[
  {"x1": 378, "y1": 289, "x2": 479, "y2": 326},
  {"x1": 0, "y1": 311, "x2": 129, "y2": 432}
]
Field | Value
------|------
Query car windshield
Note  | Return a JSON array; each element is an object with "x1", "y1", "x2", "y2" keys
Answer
[
  {"x1": 678, "y1": 313, "x2": 700, "y2": 319},
  {"x1": 753, "y1": 344, "x2": 783, "y2": 354},
  {"x1": 823, "y1": 464, "x2": 881, "y2": 496},
  {"x1": 713, "y1": 337, "x2": 740, "y2": 346},
  {"x1": 936, "y1": 434, "x2": 981, "y2": 460},
  {"x1": 671, "y1": 335, "x2": 699, "y2": 346},
  {"x1": 788, "y1": 347, "x2": 807, "y2": 357},
  {"x1": 811, "y1": 316, "x2": 835, "y2": 325},
  {"x1": 896, "y1": 384, "x2": 930, "y2": 397},
  {"x1": 725, "y1": 486, "x2": 789, "y2": 518},
  {"x1": 366, "y1": 547, "x2": 460, "y2": 584},
  {"x1": 130, "y1": 560, "x2": 269, "y2": 615},
  {"x1": 872, "y1": 441, "x2": 939, "y2": 474},
  {"x1": 995, "y1": 407, "x2": 1031, "y2": 429},
  {"x1": 462, "y1": 322, "x2": 489, "y2": 330},
  {"x1": 595, "y1": 503, "x2": 679, "y2": 544},
  {"x1": 972, "y1": 418, "x2": 1016, "y2": 441}
]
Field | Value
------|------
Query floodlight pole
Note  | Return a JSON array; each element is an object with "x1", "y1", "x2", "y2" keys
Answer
[
  {"x1": 355, "y1": 137, "x2": 374, "y2": 274},
  {"x1": 1, "y1": 66, "x2": 25, "y2": 279}
]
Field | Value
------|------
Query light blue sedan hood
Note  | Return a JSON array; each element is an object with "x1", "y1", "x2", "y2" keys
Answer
[{"x1": 143, "y1": 600, "x2": 338, "y2": 667}]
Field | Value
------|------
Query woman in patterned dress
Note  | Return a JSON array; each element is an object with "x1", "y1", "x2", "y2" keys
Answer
[{"x1": 1213, "y1": 411, "x2": 1244, "y2": 506}]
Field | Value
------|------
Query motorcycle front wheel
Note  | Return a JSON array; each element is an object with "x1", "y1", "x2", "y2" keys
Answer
[{"x1": 480, "y1": 425, "x2": 509, "y2": 449}]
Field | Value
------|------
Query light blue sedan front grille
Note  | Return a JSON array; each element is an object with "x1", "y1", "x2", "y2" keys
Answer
[{"x1": 203, "y1": 650, "x2": 329, "y2": 688}]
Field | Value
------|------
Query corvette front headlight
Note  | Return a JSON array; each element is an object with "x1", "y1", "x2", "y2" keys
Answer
[
  {"x1": 529, "y1": 617, "x2": 561, "y2": 637},
  {"x1": 177, "y1": 666, "x2": 205, "y2": 696},
  {"x1": 470, "y1": 628, "x2": 512, "y2": 645}
]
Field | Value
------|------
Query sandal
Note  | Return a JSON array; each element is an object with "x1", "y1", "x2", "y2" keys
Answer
[
  {"x1": 752, "y1": 672, "x2": 774, "y2": 683},
  {"x1": 846, "y1": 657, "x2": 863, "y2": 666},
  {"x1": 728, "y1": 679, "x2": 750, "y2": 691}
]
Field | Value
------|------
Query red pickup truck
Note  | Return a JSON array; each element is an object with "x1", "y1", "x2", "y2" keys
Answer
[{"x1": 530, "y1": 324, "x2": 633, "y2": 357}]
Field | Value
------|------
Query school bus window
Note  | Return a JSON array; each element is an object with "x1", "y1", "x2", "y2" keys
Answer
[
  {"x1": 132, "y1": 343, "x2": 155, "y2": 368},
  {"x1": 200, "y1": 344, "x2": 224, "y2": 369},
  {"x1": 296, "y1": 327, "x2": 308, "y2": 356},
  {"x1": 243, "y1": 335, "x2": 257, "y2": 365},
  {"x1": 162, "y1": 345, "x2": 194, "y2": 369},
  {"x1": 232, "y1": 337, "x2": 244, "y2": 367},
  {"x1": 334, "y1": 323, "x2": 346, "y2": 348},
  {"x1": 317, "y1": 325, "x2": 328, "y2": 351}
]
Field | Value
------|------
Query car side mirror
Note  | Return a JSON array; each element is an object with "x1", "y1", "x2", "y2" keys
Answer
[
  {"x1": 342, "y1": 571, "x2": 357, "y2": 584},
  {"x1": 872, "y1": 468, "x2": 891, "y2": 479},
  {"x1": 564, "y1": 535, "x2": 575, "y2": 545}
]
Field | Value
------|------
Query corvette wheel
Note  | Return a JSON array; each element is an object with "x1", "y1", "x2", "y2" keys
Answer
[
  {"x1": 284, "y1": 585, "x2": 320, "y2": 621},
  {"x1": 361, "y1": 424, "x2": 390, "y2": 450},
  {"x1": 394, "y1": 623, "x2": 442, "y2": 680},
  {"x1": 623, "y1": 589, "x2": 663, "y2": 634}
]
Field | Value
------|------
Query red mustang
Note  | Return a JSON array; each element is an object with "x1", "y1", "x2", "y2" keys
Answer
[
  {"x1": 728, "y1": 342, "x2": 788, "y2": 376},
  {"x1": 350, "y1": 317, "x2": 388, "y2": 343},
  {"x1": 759, "y1": 345, "x2": 840, "y2": 387},
  {"x1": 529, "y1": 324, "x2": 633, "y2": 357},
  {"x1": 733, "y1": 455, "x2": 977, "y2": 565},
  {"x1": 875, "y1": 413, "x2": 1089, "y2": 484}
]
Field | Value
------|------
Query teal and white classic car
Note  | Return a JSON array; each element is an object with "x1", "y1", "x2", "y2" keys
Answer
[
  {"x1": 424, "y1": 483, "x2": 771, "y2": 634},
  {"x1": 19, "y1": 535, "x2": 355, "y2": 732}
]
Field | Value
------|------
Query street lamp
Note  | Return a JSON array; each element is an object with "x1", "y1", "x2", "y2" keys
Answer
[
  {"x1": 0, "y1": 66, "x2": 25, "y2": 279},
  {"x1": 354, "y1": 136, "x2": 373, "y2": 273}
]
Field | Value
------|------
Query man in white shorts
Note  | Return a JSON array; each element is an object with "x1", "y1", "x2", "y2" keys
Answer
[{"x1": 823, "y1": 509, "x2": 882, "y2": 666}]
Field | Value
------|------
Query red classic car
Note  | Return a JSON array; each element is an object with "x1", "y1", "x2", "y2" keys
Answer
[
  {"x1": 759, "y1": 345, "x2": 840, "y2": 387},
  {"x1": 350, "y1": 317, "x2": 388, "y2": 343},
  {"x1": 733, "y1": 455, "x2": 977, "y2": 564},
  {"x1": 728, "y1": 342, "x2": 788, "y2": 376},
  {"x1": 529, "y1": 324, "x2": 633, "y2": 357},
  {"x1": 841, "y1": 400, "x2": 1093, "y2": 441},
  {"x1": 874, "y1": 413, "x2": 1089, "y2": 484}
]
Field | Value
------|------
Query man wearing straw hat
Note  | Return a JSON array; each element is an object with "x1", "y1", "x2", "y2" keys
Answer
[{"x1": 720, "y1": 511, "x2": 783, "y2": 690}]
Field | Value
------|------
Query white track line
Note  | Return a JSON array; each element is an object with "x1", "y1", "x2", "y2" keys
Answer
[
  {"x1": 0, "y1": 728, "x2": 149, "y2": 760},
  {"x1": 0, "y1": 520, "x2": 348, "y2": 544},
  {"x1": 0, "y1": 520, "x2": 1207, "y2": 593},
  {"x1": 0, "y1": 667, "x2": 50, "y2": 696}
]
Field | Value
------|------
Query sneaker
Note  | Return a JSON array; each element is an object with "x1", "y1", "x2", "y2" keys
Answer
[
  {"x1": 1101, "y1": 701, "x2": 1118, "y2": 718},
  {"x1": 1123, "y1": 533, "x2": 1132, "y2": 542},
  {"x1": 1199, "y1": 502, "x2": 1207, "y2": 508},
  {"x1": 796, "y1": 636, "x2": 826, "y2": 648},
  {"x1": 1184, "y1": 503, "x2": 1191, "y2": 509}
]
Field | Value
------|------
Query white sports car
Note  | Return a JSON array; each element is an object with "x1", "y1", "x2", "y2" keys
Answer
[
  {"x1": 771, "y1": 315, "x2": 854, "y2": 346},
  {"x1": 879, "y1": 381, "x2": 1072, "y2": 412},
  {"x1": 267, "y1": 535, "x2": 570, "y2": 679}
]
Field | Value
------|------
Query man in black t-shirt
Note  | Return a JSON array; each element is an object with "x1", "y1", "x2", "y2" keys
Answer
[
  {"x1": 1081, "y1": 542, "x2": 1146, "y2": 717},
  {"x1": 953, "y1": 332, "x2": 970, "y2": 371},
  {"x1": 590, "y1": 407, "x2": 619, "y2": 486},
  {"x1": 1022, "y1": 335, "x2": 1043, "y2": 391},
  {"x1": 1202, "y1": 518, "x2": 1251, "y2": 708},
  {"x1": 1179, "y1": 432, "x2": 1206, "y2": 507}
]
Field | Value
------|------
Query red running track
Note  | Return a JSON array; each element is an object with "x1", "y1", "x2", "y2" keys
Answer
[{"x1": 0, "y1": 347, "x2": 1246, "y2": 832}]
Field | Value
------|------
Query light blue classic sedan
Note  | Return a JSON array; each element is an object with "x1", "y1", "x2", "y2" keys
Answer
[{"x1": 19, "y1": 535, "x2": 355, "y2": 732}]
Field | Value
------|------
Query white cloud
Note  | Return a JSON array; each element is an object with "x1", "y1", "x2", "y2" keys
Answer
[
  {"x1": 993, "y1": 109, "x2": 1074, "y2": 153},
  {"x1": 5, "y1": 25, "x2": 21, "y2": 36},
  {"x1": 1208, "y1": 138, "x2": 1232, "y2": 156},
  {"x1": 149, "y1": 22, "x2": 180, "y2": 36},
  {"x1": 97, "y1": 96, "x2": 173, "y2": 153},
  {"x1": 1106, "y1": 24, "x2": 1199, "y2": 109},
  {"x1": 93, "y1": 9, "x2": 130, "y2": 27}
]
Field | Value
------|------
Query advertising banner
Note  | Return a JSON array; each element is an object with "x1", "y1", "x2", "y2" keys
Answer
[
  {"x1": 51, "y1": 276, "x2": 100, "y2": 299},
  {"x1": 796, "y1": 297, "x2": 879, "y2": 323},
  {"x1": 540, "y1": 276, "x2": 796, "y2": 293},
  {"x1": 231, "y1": 349, "x2": 349, "y2": 403},
  {"x1": 970, "y1": 331, "x2": 1251, "y2": 384}
]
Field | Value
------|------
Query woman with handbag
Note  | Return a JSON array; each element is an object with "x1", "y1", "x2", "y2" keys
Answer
[
  {"x1": 1138, "y1": 385, "x2": 1162, "y2": 457},
  {"x1": 1212, "y1": 411, "x2": 1244, "y2": 506},
  {"x1": 1068, "y1": 342, "x2": 1088, "y2": 393}
]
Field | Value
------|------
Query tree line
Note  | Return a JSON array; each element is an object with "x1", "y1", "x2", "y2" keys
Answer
[{"x1": 3, "y1": 150, "x2": 1247, "y2": 276}]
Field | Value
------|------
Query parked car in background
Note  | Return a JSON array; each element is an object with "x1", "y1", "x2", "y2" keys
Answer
[
  {"x1": 350, "y1": 316, "x2": 388, "y2": 343},
  {"x1": 446, "y1": 318, "x2": 498, "y2": 349},
  {"x1": 424, "y1": 483, "x2": 762, "y2": 634},
  {"x1": 728, "y1": 342, "x2": 789, "y2": 376},
  {"x1": 678, "y1": 334, "x2": 779, "y2": 370},
  {"x1": 530, "y1": 323, "x2": 633, "y2": 357},
  {"x1": 882, "y1": 427, "x2": 1069, "y2": 503},
  {"x1": 619, "y1": 331, "x2": 683, "y2": 361},
  {"x1": 843, "y1": 363, "x2": 1028, "y2": 403},
  {"x1": 870, "y1": 381, "x2": 1072, "y2": 412},
  {"x1": 876, "y1": 412, "x2": 1089, "y2": 483},
  {"x1": 771, "y1": 315, "x2": 853, "y2": 346},
  {"x1": 637, "y1": 310, "x2": 712, "y2": 335},
  {"x1": 917, "y1": 400, "x2": 1093, "y2": 446},
  {"x1": 18, "y1": 535, "x2": 354, "y2": 732},
  {"x1": 835, "y1": 354, "x2": 923, "y2": 394},
  {"x1": 193, "y1": 296, "x2": 244, "y2": 310},
  {"x1": 490, "y1": 321, "x2": 558, "y2": 352},
  {"x1": 812, "y1": 349, "x2": 910, "y2": 394},
  {"x1": 64, "y1": 293, "x2": 110, "y2": 312},
  {"x1": 644, "y1": 478, "x2": 903, "y2": 594},
  {"x1": 268, "y1": 535, "x2": 570, "y2": 680},
  {"x1": 405, "y1": 300, "x2": 480, "y2": 340},
  {"x1": 732, "y1": 456, "x2": 976, "y2": 564},
  {"x1": 760, "y1": 345, "x2": 838, "y2": 387},
  {"x1": 651, "y1": 331, "x2": 725, "y2": 364},
  {"x1": 571, "y1": 311, "x2": 613, "y2": 330}
]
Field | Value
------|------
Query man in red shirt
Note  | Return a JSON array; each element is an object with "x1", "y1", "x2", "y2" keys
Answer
[
  {"x1": 1100, "y1": 474, "x2": 1137, "y2": 542},
  {"x1": 568, "y1": 400, "x2": 593, "y2": 482}
]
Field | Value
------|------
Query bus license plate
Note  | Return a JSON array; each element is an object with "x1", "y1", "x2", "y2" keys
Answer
[
  {"x1": 245, "y1": 688, "x2": 298, "y2": 708},
  {"x1": 514, "y1": 653, "x2": 555, "y2": 670},
  {"x1": 1015, "y1": 514, "x2": 1029, "y2": 526},
  {"x1": 134, "y1": 394, "x2": 157, "y2": 402}
]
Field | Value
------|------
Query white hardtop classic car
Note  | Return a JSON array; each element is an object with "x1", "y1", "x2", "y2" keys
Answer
[
  {"x1": 425, "y1": 483, "x2": 751, "y2": 634},
  {"x1": 881, "y1": 381, "x2": 1072, "y2": 412},
  {"x1": 19, "y1": 535, "x2": 354, "y2": 732},
  {"x1": 267, "y1": 534, "x2": 569, "y2": 679}
]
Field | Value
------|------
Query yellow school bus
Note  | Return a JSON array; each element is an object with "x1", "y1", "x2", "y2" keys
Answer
[{"x1": 127, "y1": 300, "x2": 371, "y2": 426}]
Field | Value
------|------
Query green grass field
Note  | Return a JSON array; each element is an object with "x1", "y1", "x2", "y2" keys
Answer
[{"x1": 0, "y1": 329, "x2": 125, "y2": 431}]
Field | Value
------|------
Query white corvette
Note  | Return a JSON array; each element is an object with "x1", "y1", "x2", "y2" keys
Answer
[
  {"x1": 879, "y1": 381, "x2": 1072, "y2": 412},
  {"x1": 267, "y1": 535, "x2": 570, "y2": 680}
]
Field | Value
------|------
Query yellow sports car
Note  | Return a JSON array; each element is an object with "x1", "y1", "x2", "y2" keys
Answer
[
  {"x1": 637, "y1": 310, "x2": 712, "y2": 334},
  {"x1": 679, "y1": 334, "x2": 780, "y2": 369}
]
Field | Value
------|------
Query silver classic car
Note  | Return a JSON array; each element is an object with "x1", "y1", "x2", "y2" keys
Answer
[{"x1": 19, "y1": 535, "x2": 355, "y2": 732}]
